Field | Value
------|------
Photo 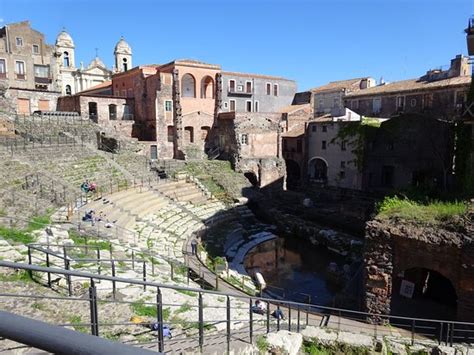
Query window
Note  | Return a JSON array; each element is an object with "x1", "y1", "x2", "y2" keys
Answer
[
  {"x1": 410, "y1": 98, "x2": 417, "y2": 107},
  {"x1": 340, "y1": 161, "x2": 346, "y2": 169},
  {"x1": 240, "y1": 134, "x2": 248, "y2": 145},
  {"x1": 229, "y1": 79, "x2": 236, "y2": 92},
  {"x1": 339, "y1": 171, "x2": 346, "y2": 179},
  {"x1": 246, "y1": 101, "x2": 252, "y2": 112},
  {"x1": 397, "y1": 96, "x2": 405, "y2": 109},
  {"x1": 322, "y1": 125, "x2": 327, "y2": 132},
  {"x1": 0, "y1": 59, "x2": 6, "y2": 78},
  {"x1": 322, "y1": 141, "x2": 326, "y2": 150},
  {"x1": 182, "y1": 73, "x2": 196, "y2": 98},
  {"x1": 341, "y1": 140, "x2": 346, "y2": 151},
  {"x1": 372, "y1": 98, "x2": 382, "y2": 114},
  {"x1": 273, "y1": 84, "x2": 279, "y2": 96},
  {"x1": 229, "y1": 100, "x2": 236, "y2": 112},
  {"x1": 65, "y1": 85, "x2": 72, "y2": 95},
  {"x1": 34, "y1": 65, "x2": 50, "y2": 78},
  {"x1": 254, "y1": 101, "x2": 259, "y2": 112},
  {"x1": 246, "y1": 81, "x2": 252, "y2": 93},
  {"x1": 121, "y1": 90, "x2": 127, "y2": 97},
  {"x1": 184, "y1": 126, "x2": 194, "y2": 143},
  {"x1": 423, "y1": 93, "x2": 433, "y2": 109},
  {"x1": 266, "y1": 83, "x2": 271, "y2": 95},
  {"x1": 16, "y1": 37, "x2": 23, "y2": 46},
  {"x1": 15, "y1": 61, "x2": 25, "y2": 80},
  {"x1": 165, "y1": 100, "x2": 172, "y2": 112},
  {"x1": 109, "y1": 104, "x2": 117, "y2": 120},
  {"x1": 167, "y1": 126, "x2": 174, "y2": 142},
  {"x1": 311, "y1": 125, "x2": 316, "y2": 132},
  {"x1": 122, "y1": 58, "x2": 128, "y2": 72},
  {"x1": 127, "y1": 88, "x2": 133, "y2": 97},
  {"x1": 223, "y1": 102, "x2": 228, "y2": 109},
  {"x1": 63, "y1": 52, "x2": 70, "y2": 67},
  {"x1": 33, "y1": 45, "x2": 39, "y2": 54}
]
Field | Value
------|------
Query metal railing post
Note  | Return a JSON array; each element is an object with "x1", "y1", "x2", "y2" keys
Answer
[
  {"x1": 111, "y1": 261, "x2": 116, "y2": 299},
  {"x1": 297, "y1": 307, "x2": 300, "y2": 333},
  {"x1": 411, "y1": 319, "x2": 415, "y2": 345},
  {"x1": 132, "y1": 251, "x2": 135, "y2": 270},
  {"x1": 89, "y1": 280, "x2": 99, "y2": 336},
  {"x1": 156, "y1": 287, "x2": 164, "y2": 353},
  {"x1": 143, "y1": 261, "x2": 146, "y2": 291},
  {"x1": 288, "y1": 306, "x2": 291, "y2": 332},
  {"x1": 27, "y1": 246, "x2": 32, "y2": 278},
  {"x1": 249, "y1": 298, "x2": 253, "y2": 344},
  {"x1": 46, "y1": 252, "x2": 51, "y2": 287},
  {"x1": 198, "y1": 292, "x2": 204, "y2": 351},
  {"x1": 266, "y1": 302, "x2": 270, "y2": 334},
  {"x1": 450, "y1": 322, "x2": 454, "y2": 346},
  {"x1": 65, "y1": 259, "x2": 72, "y2": 296},
  {"x1": 226, "y1": 296, "x2": 231, "y2": 354},
  {"x1": 277, "y1": 304, "x2": 281, "y2": 331}
]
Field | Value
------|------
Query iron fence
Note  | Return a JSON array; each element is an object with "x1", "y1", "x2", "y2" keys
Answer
[{"x1": 0, "y1": 261, "x2": 473, "y2": 354}]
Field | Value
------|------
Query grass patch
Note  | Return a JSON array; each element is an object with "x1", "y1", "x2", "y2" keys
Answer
[
  {"x1": 26, "y1": 213, "x2": 52, "y2": 232},
  {"x1": 176, "y1": 303, "x2": 192, "y2": 314},
  {"x1": 0, "y1": 270, "x2": 33, "y2": 282},
  {"x1": 176, "y1": 289, "x2": 197, "y2": 297},
  {"x1": 131, "y1": 300, "x2": 157, "y2": 318},
  {"x1": 69, "y1": 315, "x2": 88, "y2": 333},
  {"x1": 303, "y1": 340, "x2": 370, "y2": 355},
  {"x1": 0, "y1": 226, "x2": 35, "y2": 244},
  {"x1": 256, "y1": 335, "x2": 269, "y2": 353},
  {"x1": 376, "y1": 196, "x2": 467, "y2": 225}
]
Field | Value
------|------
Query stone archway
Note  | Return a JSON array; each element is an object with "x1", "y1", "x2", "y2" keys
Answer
[
  {"x1": 244, "y1": 172, "x2": 259, "y2": 187},
  {"x1": 391, "y1": 267, "x2": 457, "y2": 320},
  {"x1": 308, "y1": 157, "x2": 328, "y2": 181},
  {"x1": 285, "y1": 159, "x2": 301, "y2": 190}
]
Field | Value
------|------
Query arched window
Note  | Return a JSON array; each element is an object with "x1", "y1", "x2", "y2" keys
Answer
[
  {"x1": 201, "y1": 76, "x2": 214, "y2": 99},
  {"x1": 122, "y1": 58, "x2": 128, "y2": 72},
  {"x1": 181, "y1": 74, "x2": 196, "y2": 98},
  {"x1": 63, "y1": 51, "x2": 70, "y2": 67},
  {"x1": 65, "y1": 85, "x2": 72, "y2": 95}
]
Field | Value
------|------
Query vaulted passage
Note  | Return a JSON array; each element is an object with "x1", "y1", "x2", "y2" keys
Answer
[{"x1": 391, "y1": 268, "x2": 457, "y2": 320}]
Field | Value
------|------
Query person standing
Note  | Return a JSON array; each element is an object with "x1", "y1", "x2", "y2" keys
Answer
[{"x1": 191, "y1": 238, "x2": 198, "y2": 255}]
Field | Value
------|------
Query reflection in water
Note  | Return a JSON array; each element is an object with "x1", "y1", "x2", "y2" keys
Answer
[{"x1": 244, "y1": 237, "x2": 348, "y2": 305}]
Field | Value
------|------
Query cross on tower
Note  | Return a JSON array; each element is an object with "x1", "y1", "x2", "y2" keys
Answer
[{"x1": 95, "y1": 48, "x2": 99, "y2": 57}]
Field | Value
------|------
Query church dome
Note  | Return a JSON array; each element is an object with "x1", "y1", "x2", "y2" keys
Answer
[
  {"x1": 56, "y1": 30, "x2": 74, "y2": 47},
  {"x1": 88, "y1": 56, "x2": 106, "y2": 69},
  {"x1": 114, "y1": 36, "x2": 132, "y2": 54}
]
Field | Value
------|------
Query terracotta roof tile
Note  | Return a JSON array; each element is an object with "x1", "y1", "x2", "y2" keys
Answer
[
  {"x1": 345, "y1": 76, "x2": 471, "y2": 97},
  {"x1": 310, "y1": 78, "x2": 368, "y2": 93}
]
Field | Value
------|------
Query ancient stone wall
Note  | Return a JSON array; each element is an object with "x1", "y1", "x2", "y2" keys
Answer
[{"x1": 363, "y1": 218, "x2": 474, "y2": 322}]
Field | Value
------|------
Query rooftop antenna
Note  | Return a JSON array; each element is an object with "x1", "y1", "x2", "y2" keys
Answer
[{"x1": 95, "y1": 47, "x2": 99, "y2": 58}]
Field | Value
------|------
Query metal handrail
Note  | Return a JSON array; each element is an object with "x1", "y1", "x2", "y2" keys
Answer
[{"x1": 0, "y1": 310, "x2": 156, "y2": 354}]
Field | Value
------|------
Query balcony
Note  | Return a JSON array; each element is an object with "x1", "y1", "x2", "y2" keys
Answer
[
  {"x1": 0, "y1": 72, "x2": 6, "y2": 80},
  {"x1": 227, "y1": 87, "x2": 253, "y2": 97},
  {"x1": 16, "y1": 73, "x2": 26, "y2": 80},
  {"x1": 35, "y1": 76, "x2": 52, "y2": 84},
  {"x1": 122, "y1": 113, "x2": 134, "y2": 121}
]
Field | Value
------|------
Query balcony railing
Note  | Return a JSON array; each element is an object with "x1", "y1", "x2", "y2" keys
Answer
[
  {"x1": 0, "y1": 72, "x2": 6, "y2": 79},
  {"x1": 35, "y1": 76, "x2": 52, "y2": 84},
  {"x1": 227, "y1": 88, "x2": 253, "y2": 97},
  {"x1": 16, "y1": 73, "x2": 26, "y2": 80}
]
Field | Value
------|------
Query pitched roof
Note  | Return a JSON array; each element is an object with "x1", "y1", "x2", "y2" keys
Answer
[
  {"x1": 310, "y1": 78, "x2": 367, "y2": 94},
  {"x1": 279, "y1": 103, "x2": 311, "y2": 114},
  {"x1": 282, "y1": 123, "x2": 305, "y2": 137},
  {"x1": 221, "y1": 71, "x2": 295, "y2": 82},
  {"x1": 76, "y1": 80, "x2": 112, "y2": 94},
  {"x1": 345, "y1": 75, "x2": 471, "y2": 97}
]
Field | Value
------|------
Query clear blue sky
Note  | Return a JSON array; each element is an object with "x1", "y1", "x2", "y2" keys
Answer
[{"x1": 1, "y1": 0, "x2": 472, "y2": 91}]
